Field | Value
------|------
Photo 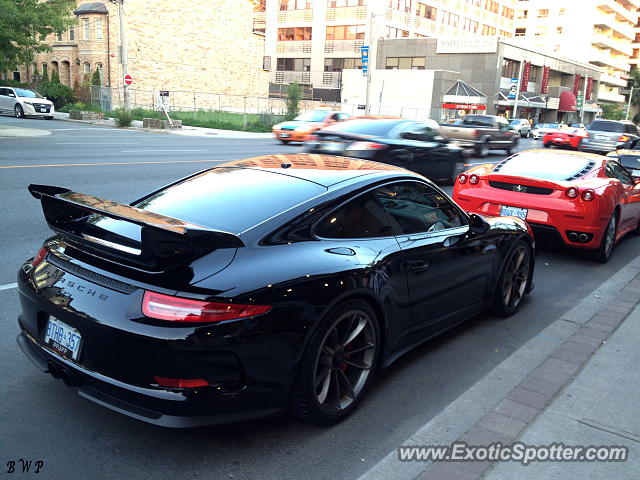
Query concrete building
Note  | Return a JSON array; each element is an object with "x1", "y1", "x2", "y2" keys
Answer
[
  {"x1": 7, "y1": 0, "x2": 268, "y2": 109},
  {"x1": 259, "y1": 0, "x2": 518, "y2": 101},
  {"x1": 342, "y1": 36, "x2": 603, "y2": 123},
  {"x1": 513, "y1": 0, "x2": 639, "y2": 106}
]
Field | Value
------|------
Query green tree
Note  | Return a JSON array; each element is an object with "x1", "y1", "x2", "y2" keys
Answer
[
  {"x1": 600, "y1": 103, "x2": 625, "y2": 121},
  {"x1": 285, "y1": 81, "x2": 302, "y2": 120},
  {"x1": 0, "y1": 0, "x2": 75, "y2": 72},
  {"x1": 41, "y1": 66, "x2": 49, "y2": 83},
  {"x1": 50, "y1": 68, "x2": 59, "y2": 84},
  {"x1": 630, "y1": 68, "x2": 640, "y2": 105},
  {"x1": 91, "y1": 68, "x2": 101, "y2": 86}
]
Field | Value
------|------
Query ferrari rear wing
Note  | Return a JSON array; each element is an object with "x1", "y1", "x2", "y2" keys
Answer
[{"x1": 29, "y1": 184, "x2": 244, "y2": 268}]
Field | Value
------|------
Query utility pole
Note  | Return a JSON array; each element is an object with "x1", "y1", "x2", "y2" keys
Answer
[
  {"x1": 512, "y1": 60, "x2": 525, "y2": 118},
  {"x1": 364, "y1": 11, "x2": 374, "y2": 115},
  {"x1": 114, "y1": 0, "x2": 130, "y2": 110},
  {"x1": 626, "y1": 85, "x2": 634, "y2": 121}
]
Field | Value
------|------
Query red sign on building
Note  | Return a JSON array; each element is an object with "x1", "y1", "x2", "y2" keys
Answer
[
  {"x1": 585, "y1": 77, "x2": 593, "y2": 101},
  {"x1": 520, "y1": 62, "x2": 531, "y2": 91},
  {"x1": 541, "y1": 66, "x2": 550, "y2": 94},
  {"x1": 573, "y1": 74, "x2": 581, "y2": 96},
  {"x1": 442, "y1": 103, "x2": 487, "y2": 110}
]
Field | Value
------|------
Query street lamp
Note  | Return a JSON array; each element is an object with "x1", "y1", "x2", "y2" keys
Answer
[
  {"x1": 364, "y1": 9, "x2": 390, "y2": 115},
  {"x1": 544, "y1": 95, "x2": 550, "y2": 121}
]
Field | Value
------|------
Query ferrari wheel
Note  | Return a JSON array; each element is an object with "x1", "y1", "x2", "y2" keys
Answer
[
  {"x1": 593, "y1": 213, "x2": 618, "y2": 263},
  {"x1": 543, "y1": 142, "x2": 551, "y2": 148},
  {"x1": 491, "y1": 241, "x2": 531, "y2": 317},
  {"x1": 291, "y1": 299, "x2": 379, "y2": 425}
]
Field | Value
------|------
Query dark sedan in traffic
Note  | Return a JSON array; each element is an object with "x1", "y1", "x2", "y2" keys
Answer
[
  {"x1": 303, "y1": 118, "x2": 466, "y2": 183},
  {"x1": 17, "y1": 154, "x2": 534, "y2": 428}
]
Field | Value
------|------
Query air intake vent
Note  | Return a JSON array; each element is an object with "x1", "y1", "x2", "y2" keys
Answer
[{"x1": 565, "y1": 161, "x2": 595, "y2": 181}]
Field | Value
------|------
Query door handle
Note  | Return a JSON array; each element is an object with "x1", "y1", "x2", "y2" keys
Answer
[{"x1": 407, "y1": 260, "x2": 430, "y2": 273}]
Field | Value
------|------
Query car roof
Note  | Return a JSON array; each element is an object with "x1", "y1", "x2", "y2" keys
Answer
[{"x1": 217, "y1": 154, "x2": 417, "y2": 188}]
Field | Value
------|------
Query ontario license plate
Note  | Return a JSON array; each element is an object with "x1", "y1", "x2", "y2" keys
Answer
[
  {"x1": 595, "y1": 134, "x2": 608, "y2": 140},
  {"x1": 44, "y1": 317, "x2": 82, "y2": 360},
  {"x1": 500, "y1": 205, "x2": 528, "y2": 220},
  {"x1": 38, "y1": 108, "x2": 47, "y2": 112},
  {"x1": 280, "y1": 133, "x2": 291, "y2": 138}
]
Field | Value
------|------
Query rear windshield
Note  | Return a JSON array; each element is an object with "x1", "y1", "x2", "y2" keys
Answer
[
  {"x1": 496, "y1": 152, "x2": 595, "y2": 181},
  {"x1": 537, "y1": 123, "x2": 559, "y2": 129},
  {"x1": 462, "y1": 116, "x2": 494, "y2": 127},
  {"x1": 588, "y1": 121, "x2": 625, "y2": 133},
  {"x1": 295, "y1": 110, "x2": 329, "y2": 122},
  {"x1": 323, "y1": 119, "x2": 406, "y2": 137}
]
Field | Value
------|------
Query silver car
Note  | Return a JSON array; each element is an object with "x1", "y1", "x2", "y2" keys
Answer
[
  {"x1": 509, "y1": 118, "x2": 532, "y2": 138},
  {"x1": 0, "y1": 86, "x2": 55, "y2": 119},
  {"x1": 580, "y1": 119, "x2": 639, "y2": 154}
]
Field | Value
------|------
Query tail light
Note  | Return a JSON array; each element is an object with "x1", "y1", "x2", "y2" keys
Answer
[
  {"x1": 566, "y1": 187, "x2": 580, "y2": 199},
  {"x1": 142, "y1": 291, "x2": 272, "y2": 323},
  {"x1": 469, "y1": 174, "x2": 480, "y2": 184},
  {"x1": 345, "y1": 141, "x2": 387, "y2": 151},
  {"x1": 32, "y1": 246, "x2": 48, "y2": 268},
  {"x1": 619, "y1": 135, "x2": 629, "y2": 143},
  {"x1": 153, "y1": 376, "x2": 209, "y2": 388},
  {"x1": 458, "y1": 174, "x2": 468, "y2": 184},
  {"x1": 581, "y1": 189, "x2": 595, "y2": 201}
]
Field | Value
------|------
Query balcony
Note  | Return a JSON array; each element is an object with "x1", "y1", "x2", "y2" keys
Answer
[
  {"x1": 277, "y1": 10, "x2": 313, "y2": 23},
  {"x1": 414, "y1": 16, "x2": 438, "y2": 34},
  {"x1": 594, "y1": 11, "x2": 635, "y2": 40},
  {"x1": 253, "y1": 12, "x2": 266, "y2": 33},
  {"x1": 385, "y1": 9, "x2": 411, "y2": 26},
  {"x1": 276, "y1": 41, "x2": 312, "y2": 53},
  {"x1": 324, "y1": 40, "x2": 364, "y2": 54},
  {"x1": 590, "y1": 48, "x2": 631, "y2": 70},
  {"x1": 325, "y1": 6, "x2": 366, "y2": 21},
  {"x1": 592, "y1": 31, "x2": 633, "y2": 55},
  {"x1": 596, "y1": 0, "x2": 638, "y2": 26},
  {"x1": 597, "y1": 88, "x2": 626, "y2": 103},
  {"x1": 600, "y1": 72, "x2": 630, "y2": 86},
  {"x1": 320, "y1": 71, "x2": 343, "y2": 88},
  {"x1": 271, "y1": 71, "x2": 311, "y2": 85}
]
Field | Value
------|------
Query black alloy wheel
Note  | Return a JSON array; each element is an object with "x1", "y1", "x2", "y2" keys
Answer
[
  {"x1": 291, "y1": 299, "x2": 379, "y2": 425},
  {"x1": 475, "y1": 141, "x2": 489, "y2": 158},
  {"x1": 14, "y1": 104, "x2": 24, "y2": 118},
  {"x1": 491, "y1": 241, "x2": 531, "y2": 317}
]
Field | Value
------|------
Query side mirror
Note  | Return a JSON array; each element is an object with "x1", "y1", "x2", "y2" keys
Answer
[{"x1": 468, "y1": 213, "x2": 490, "y2": 235}]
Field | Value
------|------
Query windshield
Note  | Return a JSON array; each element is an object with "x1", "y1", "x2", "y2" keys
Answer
[
  {"x1": 536, "y1": 123, "x2": 559, "y2": 129},
  {"x1": 15, "y1": 88, "x2": 42, "y2": 99},
  {"x1": 295, "y1": 110, "x2": 329, "y2": 122},
  {"x1": 588, "y1": 121, "x2": 625, "y2": 133},
  {"x1": 509, "y1": 120, "x2": 524, "y2": 125},
  {"x1": 496, "y1": 152, "x2": 595, "y2": 181}
]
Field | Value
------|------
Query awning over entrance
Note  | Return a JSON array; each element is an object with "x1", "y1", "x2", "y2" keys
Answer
[
  {"x1": 442, "y1": 80, "x2": 487, "y2": 106},
  {"x1": 559, "y1": 91, "x2": 577, "y2": 112},
  {"x1": 496, "y1": 90, "x2": 547, "y2": 109}
]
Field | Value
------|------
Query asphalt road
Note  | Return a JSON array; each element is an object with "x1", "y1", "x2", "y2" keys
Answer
[{"x1": 1, "y1": 115, "x2": 639, "y2": 480}]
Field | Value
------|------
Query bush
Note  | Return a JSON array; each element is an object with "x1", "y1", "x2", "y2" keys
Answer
[
  {"x1": 59, "y1": 102, "x2": 102, "y2": 113},
  {"x1": 37, "y1": 82, "x2": 75, "y2": 109},
  {"x1": 285, "y1": 81, "x2": 302, "y2": 120},
  {"x1": 114, "y1": 108, "x2": 133, "y2": 127},
  {"x1": 2, "y1": 79, "x2": 28, "y2": 88},
  {"x1": 248, "y1": 111, "x2": 288, "y2": 131},
  {"x1": 50, "y1": 69, "x2": 60, "y2": 84},
  {"x1": 91, "y1": 68, "x2": 101, "y2": 86}
]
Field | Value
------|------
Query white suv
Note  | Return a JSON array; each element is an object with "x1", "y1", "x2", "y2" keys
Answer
[
  {"x1": 0, "y1": 87, "x2": 55, "y2": 119},
  {"x1": 509, "y1": 118, "x2": 532, "y2": 138}
]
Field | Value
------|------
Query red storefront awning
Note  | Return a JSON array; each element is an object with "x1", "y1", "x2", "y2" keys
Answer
[{"x1": 558, "y1": 91, "x2": 577, "y2": 112}]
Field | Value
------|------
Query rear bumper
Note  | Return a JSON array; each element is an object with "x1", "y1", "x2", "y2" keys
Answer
[
  {"x1": 580, "y1": 138, "x2": 617, "y2": 153},
  {"x1": 274, "y1": 130, "x2": 307, "y2": 142}
]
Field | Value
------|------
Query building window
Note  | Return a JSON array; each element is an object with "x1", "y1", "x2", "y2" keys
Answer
[
  {"x1": 558, "y1": 8, "x2": 565, "y2": 15},
  {"x1": 517, "y1": 10, "x2": 528, "y2": 19},
  {"x1": 83, "y1": 62, "x2": 91, "y2": 76},
  {"x1": 82, "y1": 18, "x2": 90, "y2": 39},
  {"x1": 263, "y1": 56, "x2": 272, "y2": 70},
  {"x1": 389, "y1": 0, "x2": 411, "y2": 12},
  {"x1": 328, "y1": 0, "x2": 365, "y2": 6},
  {"x1": 534, "y1": 26, "x2": 547, "y2": 36},
  {"x1": 441, "y1": 11, "x2": 460, "y2": 28},
  {"x1": 537, "y1": 9, "x2": 548, "y2": 18},
  {"x1": 96, "y1": 18, "x2": 103, "y2": 40},
  {"x1": 528, "y1": 65, "x2": 540, "y2": 83},
  {"x1": 501, "y1": 6, "x2": 514, "y2": 19},
  {"x1": 42, "y1": 64, "x2": 48, "y2": 76},
  {"x1": 279, "y1": 0, "x2": 313, "y2": 10},
  {"x1": 385, "y1": 57, "x2": 426, "y2": 70},
  {"x1": 466, "y1": 0, "x2": 481, "y2": 6},
  {"x1": 500, "y1": 29, "x2": 512, "y2": 37},
  {"x1": 56, "y1": 32, "x2": 63, "y2": 42},
  {"x1": 481, "y1": 24, "x2": 496, "y2": 35},
  {"x1": 324, "y1": 58, "x2": 362, "y2": 71},
  {"x1": 277, "y1": 27, "x2": 312, "y2": 40},
  {"x1": 416, "y1": 3, "x2": 437, "y2": 20},
  {"x1": 515, "y1": 27, "x2": 526, "y2": 37},
  {"x1": 484, "y1": 0, "x2": 498, "y2": 14},
  {"x1": 556, "y1": 26, "x2": 563, "y2": 34},
  {"x1": 326, "y1": 25, "x2": 365, "y2": 40},
  {"x1": 276, "y1": 58, "x2": 311, "y2": 71},
  {"x1": 502, "y1": 58, "x2": 520, "y2": 79},
  {"x1": 385, "y1": 26, "x2": 409, "y2": 37},
  {"x1": 69, "y1": 25, "x2": 75, "y2": 41},
  {"x1": 462, "y1": 18, "x2": 479, "y2": 33}
]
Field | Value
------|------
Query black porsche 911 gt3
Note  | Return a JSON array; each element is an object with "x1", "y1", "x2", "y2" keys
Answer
[{"x1": 17, "y1": 154, "x2": 535, "y2": 427}]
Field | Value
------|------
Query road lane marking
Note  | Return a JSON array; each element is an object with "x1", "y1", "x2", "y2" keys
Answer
[
  {"x1": 121, "y1": 149, "x2": 207, "y2": 153},
  {"x1": 0, "y1": 283, "x2": 18, "y2": 291},
  {"x1": 55, "y1": 142, "x2": 140, "y2": 145},
  {"x1": 0, "y1": 159, "x2": 224, "y2": 169}
]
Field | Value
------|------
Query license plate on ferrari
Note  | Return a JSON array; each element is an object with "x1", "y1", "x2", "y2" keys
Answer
[
  {"x1": 500, "y1": 205, "x2": 528, "y2": 220},
  {"x1": 44, "y1": 317, "x2": 82, "y2": 360},
  {"x1": 280, "y1": 133, "x2": 291, "y2": 138}
]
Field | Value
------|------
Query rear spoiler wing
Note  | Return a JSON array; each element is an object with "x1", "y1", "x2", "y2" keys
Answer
[{"x1": 29, "y1": 184, "x2": 243, "y2": 268}]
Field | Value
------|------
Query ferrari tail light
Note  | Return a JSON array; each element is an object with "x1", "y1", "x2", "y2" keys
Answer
[
  {"x1": 458, "y1": 174, "x2": 468, "y2": 184},
  {"x1": 153, "y1": 376, "x2": 209, "y2": 388},
  {"x1": 142, "y1": 291, "x2": 272, "y2": 323},
  {"x1": 619, "y1": 135, "x2": 630, "y2": 143},
  {"x1": 32, "y1": 246, "x2": 48, "y2": 268},
  {"x1": 469, "y1": 174, "x2": 480, "y2": 184},
  {"x1": 566, "y1": 187, "x2": 580, "y2": 199},
  {"x1": 345, "y1": 141, "x2": 387, "y2": 151},
  {"x1": 581, "y1": 189, "x2": 595, "y2": 201}
]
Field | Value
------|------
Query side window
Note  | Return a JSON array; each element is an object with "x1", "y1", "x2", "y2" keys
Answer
[
  {"x1": 375, "y1": 182, "x2": 465, "y2": 235},
  {"x1": 336, "y1": 113, "x2": 350, "y2": 121},
  {"x1": 0, "y1": 88, "x2": 6, "y2": 96},
  {"x1": 315, "y1": 192, "x2": 393, "y2": 238},
  {"x1": 498, "y1": 121, "x2": 509, "y2": 131},
  {"x1": 626, "y1": 124, "x2": 639, "y2": 136},
  {"x1": 606, "y1": 161, "x2": 634, "y2": 185}
]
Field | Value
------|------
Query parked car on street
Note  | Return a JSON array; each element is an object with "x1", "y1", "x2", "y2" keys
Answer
[
  {"x1": 531, "y1": 123, "x2": 560, "y2": 140},
  {"x1": 303, "y1": 118, "x2": 466, "y2": 183},
  {"x1": 579, "y1": 119, "x2": 639, "y2": 154},
  {"x1": 272, "y1": 109, "x2": 350, "y2": 143},
  {"x1": 607, "y1": 149, "x2": 640, "y2": 180},
  {"x1": 0, "y1": 86, "x2": 54, "y2": 119},
  {"x1": 453, "y1": 150, "x2": 640, "y2": 262},
  {"x1": 438, "y1": 114, "x2": 519, "y2": 158},
  {"x1": 542, "y1": 125, "x2": 588, "y2": 150},
  {"x1": 17, "y1": 155, "x2": 535, "y2": 427},
  {"x1": 509, "y1": 118, "x2": 532, "y2": 138}
]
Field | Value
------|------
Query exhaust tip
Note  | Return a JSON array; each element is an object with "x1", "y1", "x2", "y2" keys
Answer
[
  {"x1": 579, "y1": 233, "x2": 589, "y2": 242},
  {"x1": 568, "y1": 232, "x2": 578, "y2": 241}
]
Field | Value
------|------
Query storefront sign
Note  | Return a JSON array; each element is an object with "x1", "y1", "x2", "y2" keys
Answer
[
  {"x1": 541, "y1": 66, "x2": 550, "y2": 94},
  {"x1": 586, "y1": 77, "x2": 593, "y2": 101},
  {"x1": 573, "y1": 74, "x2": 581, "y2": 97},
  {"x1": 436, "y1": 37, "x2": 498, "y2": 54},
  {"x1": 521, "y1": 62, "x2": 531, "y2": 92},
  {"x1": 442, "y1": 103, "x2": 487, "y2": 110}
]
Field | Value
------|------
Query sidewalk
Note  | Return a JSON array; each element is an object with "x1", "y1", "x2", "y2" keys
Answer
[
  {"x1": 52, "y1": 112, "x2": 273, "y2": 139},
  {"x1": 421, "y1": 272, "x2": 640, "y2": 480}
]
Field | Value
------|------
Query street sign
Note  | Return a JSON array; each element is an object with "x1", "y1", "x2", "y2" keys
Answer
[
  {"x1": 159, "y1": 90, "x2": 169, "y2": 97},
  {"x1": 357, "y1": 104, "x2": 366, "y2": 110},
  {"x1": 508, "y1": 78, "x2": 518, "y2": 100},
  {"x1": 577, "y1": 94, "x2": 584, "y2": 109},
  {"x1": 361, "y1": 45, "x2": 369, "y2": 76},
  {"x1": 124, "y1": 74, "x2": 132, "y2": 86}
]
